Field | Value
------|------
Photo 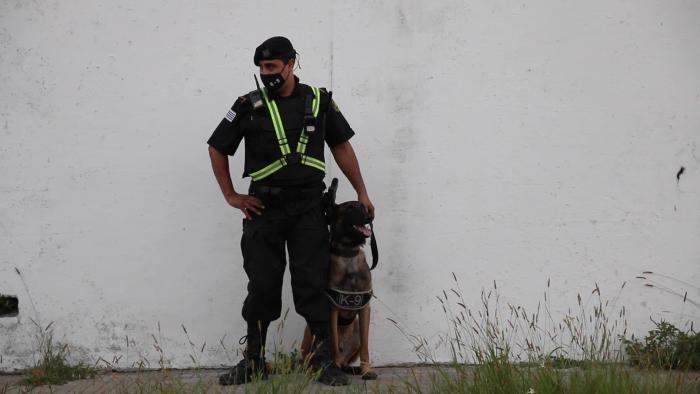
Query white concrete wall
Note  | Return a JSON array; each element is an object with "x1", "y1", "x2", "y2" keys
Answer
[{"x1": 1, "y1": 0, "x2": 699, "y2": 370}]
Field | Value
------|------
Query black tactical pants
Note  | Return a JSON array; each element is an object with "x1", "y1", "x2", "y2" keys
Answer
[{"x1": 240, "y1": 194, "x2": 330, "y2": 326}]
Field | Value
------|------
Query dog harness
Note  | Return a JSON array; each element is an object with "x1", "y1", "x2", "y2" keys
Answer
[
  {"x1": 249, "y1": 86, "x2": 325, "y2": 181},
  {"x1": 326, "y1": 288, "x2": 373, "y2": 311}
]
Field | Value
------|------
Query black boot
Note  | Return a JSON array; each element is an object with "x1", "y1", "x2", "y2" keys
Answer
[
  {"x1": 309, "y1": 325, "x2": 349, "y2": 386},
  {"x1": 219, "y1": 321, "x2": 270, "y2": 385}
]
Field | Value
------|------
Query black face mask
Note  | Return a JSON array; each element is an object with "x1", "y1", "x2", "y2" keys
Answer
[
  {"x1": 260, "y1": 64, "x2": 290, "y2": 92},
  {"x1": 260, "y1": 73, "x2": 284, "y2": 92}
]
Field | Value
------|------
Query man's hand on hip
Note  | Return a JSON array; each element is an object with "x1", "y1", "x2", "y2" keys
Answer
[{"x1": 226, "y1": 193, "x2": 265, "y2": 220}]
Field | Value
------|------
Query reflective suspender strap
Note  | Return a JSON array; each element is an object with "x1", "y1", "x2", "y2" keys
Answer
[
  {"x1": 249, "y1": 158, "x2": 287, "y2": 181},
  {"x1": 251, "y1": 157, "x2": 324, "y2": 180},
  {"x1": 297, "y1": 86, "x2": 324, "y2": 172},
  {"x1": 250, "y1": 86, "x2": 325, "y2": 181},
  {"x1": 312, "y1": 87, "x2": 321, "y2": 117},
  {"x1": 296, "y1": 87, "x2": 321, "y2": 155},
  {"x1": 271, "y1": 100, "x2": 292, "y2": 155},
  {"x1": 297, "y1": 134, "x2": 309, "y2": 154},
  {"x1": 301, "y1": 155, "x2": 325, "y2": 172},
  {"x1": 261, "y1": 89, "x2": 291, "y2": 155}
]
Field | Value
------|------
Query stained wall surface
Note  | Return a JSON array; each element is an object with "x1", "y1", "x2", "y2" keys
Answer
[{"x1": 1, "y1": 0, "x2": 699, "y2": 370}]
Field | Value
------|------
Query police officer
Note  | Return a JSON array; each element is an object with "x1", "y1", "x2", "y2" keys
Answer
[{"x1": 207, "y1": 36, "x2": 374, "y2": 386}]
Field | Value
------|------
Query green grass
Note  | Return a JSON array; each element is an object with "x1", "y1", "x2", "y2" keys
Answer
[
  {"x1": 20, "y1": 321, "x2": 96, "y2": 387},
  {"x1": 623, "y1": 320, "x2": 700, "y2": 370},
  {"x1": 387, "y1": 274, "x2": 700, "y2": 394}
]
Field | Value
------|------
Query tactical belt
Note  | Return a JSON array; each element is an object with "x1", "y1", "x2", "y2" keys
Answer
[
  {"x1": 249, "y1": 87, "x2": 325, "y2": 181},
  {"x1": 326, "y1": 288, "x2": 373, "y2": 311},
  {"x1": 249, "y1": 184, "x2": 324, "y2": 203}
]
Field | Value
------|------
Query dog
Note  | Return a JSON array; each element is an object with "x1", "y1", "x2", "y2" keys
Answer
[{"x1": 301, "y1": 180, "x2": 378, "y2": 380}]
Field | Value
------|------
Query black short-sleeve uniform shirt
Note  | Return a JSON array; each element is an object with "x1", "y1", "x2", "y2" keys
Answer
[{"x1": 207, "y1": 78, "x2": 354, "y2": 187}]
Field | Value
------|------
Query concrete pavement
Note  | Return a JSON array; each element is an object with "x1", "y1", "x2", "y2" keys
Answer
[{"x1": 0, "y1": 366, "x2": 441, "y2": 393}]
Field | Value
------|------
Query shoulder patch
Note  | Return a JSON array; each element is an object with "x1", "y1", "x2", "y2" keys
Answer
[{"x1": 224, "y1": 109, "x2": 236, "y2": 122}]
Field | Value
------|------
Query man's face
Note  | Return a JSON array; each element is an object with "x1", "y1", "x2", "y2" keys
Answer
[{"x1": 259, "y1": 59, "x2": 292, "y2": 75}]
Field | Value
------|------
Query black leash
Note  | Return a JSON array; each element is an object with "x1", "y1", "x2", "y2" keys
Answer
[{"x1": 369, "y1": 221, "x2": 378, "y2": 270}]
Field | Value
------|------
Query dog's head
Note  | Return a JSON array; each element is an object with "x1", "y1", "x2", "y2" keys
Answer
[{"x1": 328, "y1": 201, "x2": 372, "y2": 247}]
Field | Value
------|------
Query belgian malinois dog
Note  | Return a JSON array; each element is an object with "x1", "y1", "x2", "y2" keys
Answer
[{"x1": 301, "y1": 179, "x2": 378, "y2": 379}]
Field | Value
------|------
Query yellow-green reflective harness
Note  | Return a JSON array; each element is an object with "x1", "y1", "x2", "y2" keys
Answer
[{"x1": 249, "y1": 87, "x2": 324, "y2": 181}]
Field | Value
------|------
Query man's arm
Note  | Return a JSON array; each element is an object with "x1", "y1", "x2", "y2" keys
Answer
[
  {"x1": 329, "y1": 141, "x2": 375, "y2": 217},
  {"x1": 208, "y1": 145, "x2": 264, "y2": 219}
]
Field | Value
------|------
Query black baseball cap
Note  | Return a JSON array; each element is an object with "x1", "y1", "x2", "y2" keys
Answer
[{"x1": 254, "y1": 36, "x2": 297, "y2": 66}]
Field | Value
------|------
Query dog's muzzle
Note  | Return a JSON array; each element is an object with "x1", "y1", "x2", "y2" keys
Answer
[{"x1": 353, "y1": 223, "x2": 372, "y2": 237}]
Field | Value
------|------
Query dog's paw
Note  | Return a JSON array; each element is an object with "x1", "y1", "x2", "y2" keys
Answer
[
  {"x1": 342, "y1": 366, "x2": 362, "y2": 375},
  {"x1": 361, "y1": 370, "x2": 378, "y2": 380}
]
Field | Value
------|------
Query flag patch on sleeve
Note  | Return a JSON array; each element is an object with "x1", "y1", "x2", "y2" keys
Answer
[{"x1": 224, "y1": 109, "x2": 236, "y2": 122}]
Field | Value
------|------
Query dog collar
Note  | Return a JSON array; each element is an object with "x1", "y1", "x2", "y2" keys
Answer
[{"x1": 330, "y1": 243, "x2": 361, "y2": 257}]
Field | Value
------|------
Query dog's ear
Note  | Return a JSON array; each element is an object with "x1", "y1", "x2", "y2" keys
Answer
[
  {"x1": 327, "y1": 203, "x2": 339, "y2": 222},
  {"x1": 328, "y1": 178, "x2": 339, "y2": 204},
  {"x1": 322, "y1": 178, "x2": 339, "y2": 224},
  {"x1": 324, "y1": 202, "x2": 339, "y2": 225}
]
